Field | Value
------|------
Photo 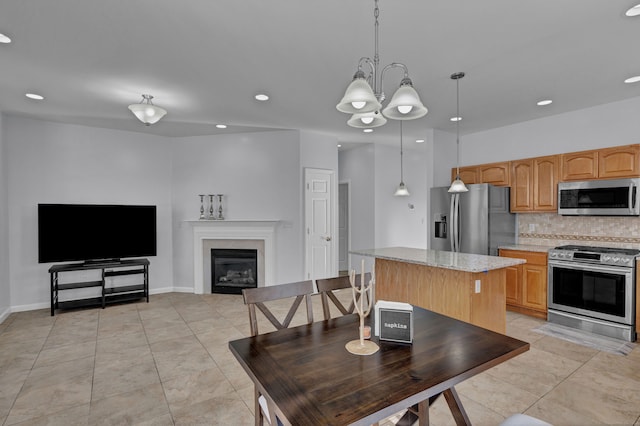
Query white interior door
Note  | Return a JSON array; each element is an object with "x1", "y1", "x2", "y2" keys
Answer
[
  {"x1": 304, "y1": 168, "x2": 336, "y2": 280},
  {"x1": 338, "y1": 182, "x2": 349, "y2": 272}
]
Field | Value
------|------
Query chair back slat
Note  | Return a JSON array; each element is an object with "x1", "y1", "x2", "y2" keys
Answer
[
  {"x1": 242, "y1": 280, "x2": 314, "y2": 336},
  {"x1": 316, "y1": 273, "x2": 372, "y2": 320}
]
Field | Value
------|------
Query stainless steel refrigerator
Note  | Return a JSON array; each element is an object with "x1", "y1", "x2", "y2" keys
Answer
[{"x1": 430, "y1": 183, "x2": 516, "y2": 256}]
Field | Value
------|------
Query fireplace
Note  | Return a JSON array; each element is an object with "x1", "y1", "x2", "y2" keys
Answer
[{"x1": 211, "y1": 249, "x2": 258, "y2": 294}]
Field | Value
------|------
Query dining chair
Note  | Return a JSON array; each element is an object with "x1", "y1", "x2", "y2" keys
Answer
[
  {"x1": 242, "y1": 280, "x2": 315, "y2": 426},
  {"x1": 315, "y1": 272, "x2": 371, "y2": 320}
]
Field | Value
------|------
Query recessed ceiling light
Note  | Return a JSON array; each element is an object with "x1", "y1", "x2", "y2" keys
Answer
[
  {"x1": 450, "y1": 116, "x2": 462, "y2": 122},
  {"x1": 626, "y1": 3, "x2": 640, "y2": 16},
  {"x1": 216, "y1": 124, "x2": 227, "y2": 129},
  {"x1": 337, "y1": 144, "x2": 342, "y2": 148},
  {"x1": 416, "y1": 139, "x2": 425, "y2": 143},
  {"x1": 25, "y1": 93, "x2": 44, "y2": 100},
  {"x1": 255, "y1": 93, "x2": 269, "y2": 101},
  {"x1": 0, "y1": 33, "x2": 11, "y2": 44},
  {"x1": 537, "y1": 99, "x2": 553, "y2": 106},
  {"x1": 363, "y1": 128, "x2": 373, "y2": 133},
  {"x1": 624, "y1": 75, "x2": 640, "y2": 84}
]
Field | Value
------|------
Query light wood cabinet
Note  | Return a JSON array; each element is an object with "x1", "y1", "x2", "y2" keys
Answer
[
  {"x1": 499, "y1": 249, "x2": 548, "y2": 319},
  {"x1": 599, "y1": 145, "x2": 640, "y2": 178},
  {"x1": 452, "y1": 166, "x2": 478, "y2": 185},
  {"x1": 510, "y1": 155, "x2": 558, "y2": 212},
  {"x1": 561, "y1": 144, "x2": 640, "y2": 181},
  {"x1": 561, "y1": 150, "x2": 598, "y2": 181},
  {"x1": 637, "y1": 260, "x2": 639, "y2": 338},
  {"x1": 451, "y1": 162, "x2": 509, "y2": 186}
]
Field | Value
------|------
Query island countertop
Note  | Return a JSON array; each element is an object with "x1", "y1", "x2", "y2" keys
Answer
[{"x1": 351, "y1": 246, "x2": 525, "y2": 273}]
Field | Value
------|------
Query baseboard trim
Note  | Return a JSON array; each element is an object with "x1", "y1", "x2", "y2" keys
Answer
[
  {"x1": 11, "y1": 302, "x2": 49, "y2": 313},
  {"x1": 0, "y1": 306, "x2": 11, "y2": 324}
]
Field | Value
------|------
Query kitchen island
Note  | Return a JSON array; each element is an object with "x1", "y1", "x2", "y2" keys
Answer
[{"x1": 351, "y1": 247, "x2": 526, "y2": 333}]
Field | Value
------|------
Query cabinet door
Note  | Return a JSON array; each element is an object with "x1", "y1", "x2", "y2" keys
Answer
[
  {"x1": 510, "y1": 160, "x2": 533, "y2": 212},
  {"x1": 533, "y1": 155, "x2": 559, "y2": 211},
  {"x1": 504, "y1": 264, "x2": 522, "y2": 305},
  {"x1": 478, "y1": 162, "x2": 510, "y2": 186},
  {"x1": 522, "y1": 264, "x2": 547, "y2": 311},
  {"x1": 452, "y1": 166, "x2": 478, "y2": 185},
  {"x1": 598, "y1": 145, "x2": 640, "y2": 178},
  {"x1": 562, "y1": 150, "x2": 598, "y2": 181}
]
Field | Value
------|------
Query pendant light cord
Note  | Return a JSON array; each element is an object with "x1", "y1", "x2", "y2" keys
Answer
[
  {"x1": 456, "y1": 76, "x2": 460, "y2": 178},
  {"x1": 400, "y1": 120, "x2": 404, "y2": 183}
]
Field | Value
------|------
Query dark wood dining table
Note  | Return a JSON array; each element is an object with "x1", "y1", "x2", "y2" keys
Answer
[{"x1": 229, "y1": 306, "x2": 529, "y2": 426}]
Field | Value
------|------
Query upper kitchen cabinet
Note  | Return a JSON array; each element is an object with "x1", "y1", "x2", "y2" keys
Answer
[
  {"x1": 510, "y1": 155, "x2": 559, "y2": 212},
  {"x1": 561, "y1": 144, "x2": 640, "y2": 181},
  {"x1": 452, "y1": 166, "x2": 478, "y2": 185},
  {"x1": 451, "y1": 161, "x2": 509, "y2": 186},
  {"x1": 561, "y1": 150, "x2": 598, "y2": 181},
  {"x1": 598, "y1": 145, "x2": 640, "y2": 178}
]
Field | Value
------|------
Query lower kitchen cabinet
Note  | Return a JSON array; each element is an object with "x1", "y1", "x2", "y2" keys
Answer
[
  {"x1": 499, "y1": 249, "x2": 548, "y2": 319},
  {"x1": 637, "y1": 260, "x2": 639, "y2": 337}
]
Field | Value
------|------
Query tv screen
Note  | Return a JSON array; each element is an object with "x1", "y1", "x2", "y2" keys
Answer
[{"x1": 38, "y1": 204, "x2": 157, "y2": 263}]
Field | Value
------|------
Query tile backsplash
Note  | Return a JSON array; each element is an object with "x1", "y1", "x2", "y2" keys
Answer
[{"x1": 518, "y1": 213, "x2": 640, "y2": 250}]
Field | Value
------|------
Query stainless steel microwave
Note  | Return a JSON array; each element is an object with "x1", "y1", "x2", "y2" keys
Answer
[{"x1": 558, "y1": 178, "x2": 640, "y2": 216}]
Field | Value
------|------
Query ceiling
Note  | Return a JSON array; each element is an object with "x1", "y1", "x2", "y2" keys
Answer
[{"x1": 1, "y1": 0, "x2": 639, "y2": 147}]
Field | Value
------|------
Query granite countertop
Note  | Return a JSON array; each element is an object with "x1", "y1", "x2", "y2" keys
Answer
[
  {"x1": 498, "y1": 244, "x2": 555, "y2": 253},
  {"x1": 350, "y1": 247, "x2": 525, "y2": 273}
]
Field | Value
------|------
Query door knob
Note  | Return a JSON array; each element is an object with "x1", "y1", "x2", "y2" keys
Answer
[{"x1": 324, "y1": 236, "x2": 332, "y2": 241}]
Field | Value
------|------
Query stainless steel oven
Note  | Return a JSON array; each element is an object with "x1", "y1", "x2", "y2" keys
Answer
[{"x1": 548, "y1": 245, "x2": 638, "y2": 341}]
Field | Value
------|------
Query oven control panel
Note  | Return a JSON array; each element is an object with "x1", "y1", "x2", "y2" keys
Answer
[{"x1": 549, "y1": 249, "x2": 637, "y2": 267}]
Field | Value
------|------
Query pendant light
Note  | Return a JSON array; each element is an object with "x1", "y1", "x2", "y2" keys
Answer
[
  {"x1": 394, "y1": 121, "x2": 410, "y2": 196},
  {"x1": 448, "y1": 72, "x2": 469, "y2": 193},
  {"x1": 128, "y1": 94, "x2": 167, "y2": 125},
  {"x1": 336, "y1": 0, "x2": 427, "y2": 129}
]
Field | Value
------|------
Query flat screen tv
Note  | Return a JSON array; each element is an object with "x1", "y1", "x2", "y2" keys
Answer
[{"x1": 38, "y1": 204, "x2": 157, "y2": 263}]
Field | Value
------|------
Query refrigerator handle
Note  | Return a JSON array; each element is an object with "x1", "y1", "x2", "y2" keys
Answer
[
  {"x1": 450, "y1": 194, "x2": 460, "y2": 252},
  {"x1": 449, "y1": 194, "x2": 456, "y2": 251}
]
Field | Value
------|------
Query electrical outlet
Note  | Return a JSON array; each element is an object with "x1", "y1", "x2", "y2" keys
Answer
[
  {"x1": 475, "y1": 280, "x2": 481, "y2": 293},
  {"x1": 528, "y1": 223, "x2": 535, "y2": 232}
]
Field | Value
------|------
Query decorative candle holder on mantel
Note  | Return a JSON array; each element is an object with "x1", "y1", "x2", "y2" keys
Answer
[
  {"x1": 345, "y1": 261, "x2": 379, "y2": 356},
  {"x1": 198, "y1": 195, "x2": 206, "y2": 220},
  {"x1": 208, "y1": 195, "x2": 216, "y2": 220}
]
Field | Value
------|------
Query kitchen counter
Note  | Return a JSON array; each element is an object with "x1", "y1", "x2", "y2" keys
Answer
[
  {"x1": 351, "y1": 246, "x2": 525, "y2": 272},
  {"x1": 498, "y1": 244, "x2": 554, "y2": 253},
  {"x1": 352, "y1": 246, "x2": 522, "y2": 333}
]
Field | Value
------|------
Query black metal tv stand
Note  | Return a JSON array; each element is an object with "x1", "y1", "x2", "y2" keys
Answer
[{"x1": 49, "y1": 258, "x2": 149, "y2": 316}]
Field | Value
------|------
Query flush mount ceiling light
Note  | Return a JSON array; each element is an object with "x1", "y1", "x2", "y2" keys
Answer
[
  {"x1": 128, "y1": 94, "x2": 167, "y2": 126},
  {"x1": 336, "y1": 0, "x2": 427, "y2": 129},
  {"x1": 255, "y1": 93, "x2": 269, "y2": 101},
  {"x1": 394, "y1": 121, "x2": 410, "y2": 197},
  {"x1": 537, "y1": 99, "x2": 553, "y2": 106},
  {"x1": 448, "y1": 72, "x2": 469, "y2": 194},
  {"x1": 216, "y1": 124, "x2": 227, "y2": 129},
  {"x1": 624, "y1": 75, "x2": 640, "y2": 83},
  {"x1": 626, "y1": 3, "x2": 640, "y2": 16},
  {"x1": 0, "y1": 33, "x2": 11, "y2": 43}
]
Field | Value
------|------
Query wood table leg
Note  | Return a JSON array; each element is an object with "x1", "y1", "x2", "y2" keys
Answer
[{"x1": 443, "y1": 387, "x2": 471, "y2": 426}]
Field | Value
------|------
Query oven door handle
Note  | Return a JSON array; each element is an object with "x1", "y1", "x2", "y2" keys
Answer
[{"x1": 548, "y1": 260, "x2": 634, "y2": 274}]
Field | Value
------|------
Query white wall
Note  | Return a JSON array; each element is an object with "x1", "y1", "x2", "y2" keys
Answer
[
  {"x1": 0, "y1": 113, "x2": 10, "y2": 320},
  {"x1": 374, "y1": 143, "x2": 429, "y2": 249},
  {"x1": 460, "y1": 96, "x2": 640, "y2": 164},
  {"x1": 338, "y1": 144, "x2": 375, "y2": 270},
  {"x1": 170, "y1": 130, "x2": 309, "y2": 289},
  {"x1": 5, "y1": 116, "x2": 174, "y2": 309}
]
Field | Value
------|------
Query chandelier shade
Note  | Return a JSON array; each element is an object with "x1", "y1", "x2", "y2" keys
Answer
[
  {"x1": 336, "y1": 73, "x2": 382, "y2": 114},
  {"x1": 347, "y1": 110, "x2": 387, "y2": 128},
  {"x1": 382, "y1": 78, "x2": 428, "y2": 120},
  {"x1": 128, "y1": 94, "x2": 167, "y2": 125}
]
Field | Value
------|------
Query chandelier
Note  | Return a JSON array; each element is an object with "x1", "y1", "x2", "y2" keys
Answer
[{"x1": 336, "y1": 0, "x2": 427, "y2": 129}]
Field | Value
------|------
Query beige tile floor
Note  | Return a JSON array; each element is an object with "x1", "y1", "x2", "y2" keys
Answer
[{"x1": 0, "y1": 291, "x2": 639, "y2": 426}]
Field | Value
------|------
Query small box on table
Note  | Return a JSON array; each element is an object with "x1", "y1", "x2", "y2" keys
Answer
[{"x1": 374, "y1": 300, "x2": 413, "y2": 344}]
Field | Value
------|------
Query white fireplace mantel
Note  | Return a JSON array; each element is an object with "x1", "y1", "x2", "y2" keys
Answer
[{"x1": 189, "y1": 220, "x2": 278, "y2": 294}]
